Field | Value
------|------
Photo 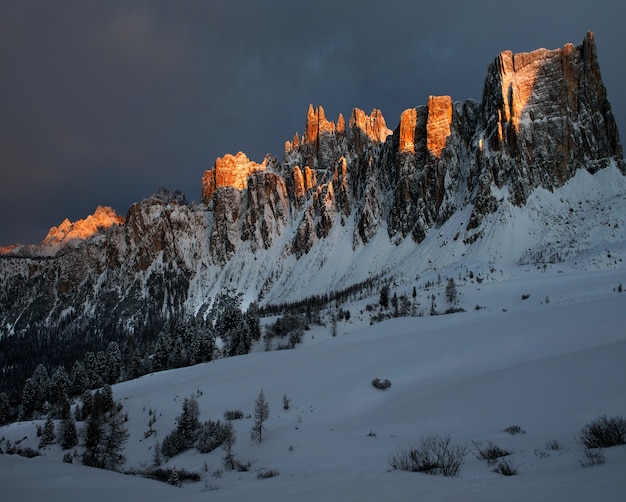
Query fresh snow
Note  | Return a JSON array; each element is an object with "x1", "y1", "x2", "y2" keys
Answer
[{"x1": 2, "y1": 268, "x2": 626, "y2": 501}]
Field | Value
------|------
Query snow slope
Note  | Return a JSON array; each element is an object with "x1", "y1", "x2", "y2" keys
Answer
[{"x1": 2, "y1": 265, "x2": 625, "y2": 501}]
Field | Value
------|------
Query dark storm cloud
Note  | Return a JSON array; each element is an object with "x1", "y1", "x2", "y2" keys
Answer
[{"x1": 1, "y1": 0, "x2": 625, "y2": 244}]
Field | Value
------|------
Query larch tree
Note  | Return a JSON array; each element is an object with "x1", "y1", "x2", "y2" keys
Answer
[{"x1": 250, "y1": 389, "x2": 270, "y2": 443}]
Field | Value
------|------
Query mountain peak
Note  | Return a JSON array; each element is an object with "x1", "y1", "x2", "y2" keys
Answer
[
  {"x1": 41, "y1": 206, "x2": 125, "y2": 247},
  {"x1": 201, "y1": 151, "x2": 268, "y2": 204}
]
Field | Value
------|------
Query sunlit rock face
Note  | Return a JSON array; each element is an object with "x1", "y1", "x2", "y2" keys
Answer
[
  {"x1": 398, "y1": 108, "x2": 417, "y2": 153},
  {"x1": 201, "y1": 151, "x2": 267, "y2": 204},
  {"x1": 470, "y1": 31, "x2": 624, "y2": 230},
  {"x1": 41, "y1": 206, "x2": 125, "y2": 247},
  {"x1": 348, "y1": 108, "x2": 391, "y2": 153},
  {"x1": 426, "y1": 96, "x2": 453, "y2": 157}
]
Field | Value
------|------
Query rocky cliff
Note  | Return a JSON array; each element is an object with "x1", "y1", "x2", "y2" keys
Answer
[{"x1": 0, "y1": 32, "x2": 623, "y2": 342}]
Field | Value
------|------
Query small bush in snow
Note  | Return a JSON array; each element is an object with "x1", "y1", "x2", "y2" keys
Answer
[
  {"x1": 545, "y1": 439, "x2": 564, "y2": 451},
  {"x1": 257, "y1": 468, "x2": 280, "y2": 479},
  {"x1": 224, "y1": 410, "x2": 244, "y2": 421},
  {"x1": 577, "y1": 414, "x2": 626, "y2": 449},
  {"x1": 389, "y1": 434, "x2": 468, "y2": 477},
  {"x1": 579, "y1": 447, "x2": 606, "y2": 468},
  {"x1": 472, "y1": 440, "x2": 512, "y2": 465},
  {"x1": 502, "y1": 425, "x2": 526, "y2": 435},
  {"x1": 492, "y1": 458, "x2": 519, "y2": 476},
  {"x1": 372, "y1": 378, "x2": 391, "y2": 390}
]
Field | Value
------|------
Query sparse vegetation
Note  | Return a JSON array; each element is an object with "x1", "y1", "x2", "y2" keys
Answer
[
  {"x1": 579, "y1": 447, "x2": 606, "y2": 468},
  {"x1": 372, "y1": 378, "x2": 391, "y2": 390},
  {"x1": 472, "y1": 440, "x2": 512, "y2": 465},
  {"x1": 492, "y1": 458, "x2": 519, "y2": 476},
  {"x1": 224, "y1": 410, "x2": 244, "y2": 421},
  {"x1": 502, "y1": 425, "x2": 526, "y2": 435},
  {"x1": 545, "y1": 439, "x2": 564, "y2": 451},
  {"x1": 256, "y1": 467, "x2": 280, "y2": 479},
  {"x1": 389, "y1": 434, "x2": 468, "y2": 477},
  {"x1": 577, "y1": 414, "x2": 626, "y2": 449}
]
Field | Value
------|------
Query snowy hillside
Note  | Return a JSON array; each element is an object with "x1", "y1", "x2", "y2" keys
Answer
[{"x1": 2, "y1": 262, "x2": 625, "y2": 501}]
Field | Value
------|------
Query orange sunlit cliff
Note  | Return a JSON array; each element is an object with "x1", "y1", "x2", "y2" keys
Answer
[{"x1": 41, "y1": 205, "x2": 125, "y2": 246}]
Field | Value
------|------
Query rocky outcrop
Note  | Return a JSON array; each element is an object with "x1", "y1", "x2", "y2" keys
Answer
[
  {"x1": 348, "y1": 108, "x2": 391, "y2": 153},
  {"x1": 201, "y1": 152, "x2": 267, "y2": 204},
  {"x1": 468, "y1": 31, "x2": 624, "y2": 231},
  {"x1": 41, "y1": 206, "x2": 125, "y2": 248},
  {"x1": 242, "y1": 172, "x2": 290, "y2": 251},
  {"x1": 426, "y1": 96, "x2": 453, "y2": 157}
]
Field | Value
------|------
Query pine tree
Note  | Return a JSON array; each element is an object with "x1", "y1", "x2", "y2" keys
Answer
[
  {"x1": 379, "y1": 285, "x2": 389, "y2": 309},
  {"x1": 177, "y1": 396, "x2": 201, "y2": 448},
  {"x1": 39, "y1": 415, "x2": 56, "y2": 448},
  {"x1": 61, "y1": 415, "x2": 78, "y2": 450},
  {"x1": 105, "y1": 342, "x2": 122, "y2": 384},
  {"x1": 222, "y1": 421, "x2": 237, "y2": 470},
  {"x1": 445, "y1": 277, "x2": 458, "y2": 304},
  {"x1": 168, "y1": 469, "x2": 181, "y2": 487},
  {"x1": 250, "y1": 389, "x2": 270, "y2": 443},
  {"x1": 153, "y1": 439, "x2": 162, "y2": 467},
  {"x1": 82, "y1": 393, "x2": 128, "y2": 471},
  {"x1": 70, "y1": 361, "x2": 89, "y2": 396},
  {"x1": 0, "y1": 392, "x2": 10, "y2": 425}
]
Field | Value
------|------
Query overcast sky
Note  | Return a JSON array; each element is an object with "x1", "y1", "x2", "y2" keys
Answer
[{"x1": 1, "y1": 0, "x2": 625, "y2": 245}]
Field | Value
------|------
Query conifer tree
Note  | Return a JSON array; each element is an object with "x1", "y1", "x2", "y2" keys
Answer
[
  {"x1": 39, "y1": 415, "x2": 56, "y2": 447},
  {"x1": 222, "y1": 421, "x2": 237, "y2": 470},
  {"x1": 61, "y1": 415, "x2": 78, "y2": 450},
  {"x1": 250, "y1": 389, "x2": 270, "y2": 443},
  {"x1": 445, "y1": 277, "x2": 458, "y2": 304},
  {"x1": 105, "y1": 342, "x2": 122, "y2": 384},
  {"x1": 0, "y1": 392, "x2": 10, "y2": 426}
]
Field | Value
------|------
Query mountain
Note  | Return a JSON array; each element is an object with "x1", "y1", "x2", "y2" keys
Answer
[{"x1": 0, "y1": 33, "x2": 624, "y2": 393}]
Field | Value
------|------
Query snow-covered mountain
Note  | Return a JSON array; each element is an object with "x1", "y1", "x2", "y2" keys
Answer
[{"x1": 0, "y1": 31, "x2": 624, "y2": 378}]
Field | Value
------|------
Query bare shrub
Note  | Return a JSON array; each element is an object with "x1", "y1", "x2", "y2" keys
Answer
[
  {"x1": 224, "y1": 410, "x2": 244, "y2": 421},
  {"x1": 501, "y1": 425, "x2": 526, "y2": 435},
  {"x1": 492, "y1": 458, "x2": 519, "y2": 476},
  {"x1": 578, "y1": 415, "x2": 626, "y2": 449},
  {"x1": 545, "y1": 439, "x2": 564, "y2": 451},
  {"x1": 579, "y1": 448, "x2": 606, "y2": 468},
  {"x1": 472, "y1": 440, "x2": 512, "y2": 465},
  {"x1": 389, "y1": 434, "x2": 468, "y2": 477},
  {"x1": 257, "y1": 468, "x2": 280, "y2": 479}
]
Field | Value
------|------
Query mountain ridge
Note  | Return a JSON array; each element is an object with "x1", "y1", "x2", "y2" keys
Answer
[{"x1": 0, "y1": 32, "x2": 624, "y2": 363}]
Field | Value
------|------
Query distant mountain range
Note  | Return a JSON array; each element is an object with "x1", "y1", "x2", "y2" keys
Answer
[{"x1": 1, "y1": 32, "x2": 624, "y2": 396}]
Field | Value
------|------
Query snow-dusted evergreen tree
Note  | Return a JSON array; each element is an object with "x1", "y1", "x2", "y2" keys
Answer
[
  {"x1": 0, "y1": 392, "x2": 10, "y2": 425},
  {"x1": 105, "y1": 341, "x2": 122, "y2": 384},
  {"x1": 60, "y1": 414, "x2": 78, "y2": 450},
  {"x1": 82, "y1": 388, "x2": 129, "y2": 471},
  {"x1": 445, "y1": 278, "x2": 458, "y2": 304},
  {"x1": 168, "y1": 469, "x2": 181, "y2": 487},
  {"x1": 39, "y1": 415, "x2": 56, "y2": 447},
  {"x1": 178, "y1": 396, "x2": 201, "y2": 448},
  {"x1": 222, "y1": 421, "x2": 237, "y2": 470},
  {"x1": 379, "y1": 285, "x2": 390, "y2": 309},
  {"x1": 152, "y1": 439, "x2": 162, "y2": 467},
  {"x1": 70, "y1": 360, "x2": 89, "y2": 396},
  {"x1": 251, "y1": 389, "x2": 270, "y2": 443}
]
